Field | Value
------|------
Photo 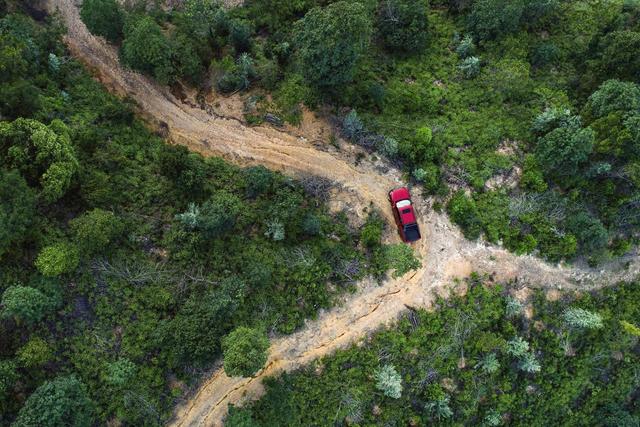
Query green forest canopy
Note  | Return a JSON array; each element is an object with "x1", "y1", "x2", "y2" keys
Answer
[{"x1": 0, "y1": 6, "x2": 416, "y2": 425}]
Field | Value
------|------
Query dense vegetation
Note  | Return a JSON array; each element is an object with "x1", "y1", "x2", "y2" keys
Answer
[
  {"x1": 0, "y1": 6, "x2": 419, "y2": 425},
  {"x1": 80, "y1": 0, "x2": 640, "y2": 263},
  {"x1": 232, "y1": 276, "x2": 640, "y2": 426}
]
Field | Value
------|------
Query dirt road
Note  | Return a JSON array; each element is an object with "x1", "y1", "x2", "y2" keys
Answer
[{"x1": 43, "y1": 1, "x2": 639, "y2": 425}]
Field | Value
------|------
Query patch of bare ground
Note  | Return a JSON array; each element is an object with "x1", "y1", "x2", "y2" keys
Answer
[{"x1": 41, "y1": 1, "x2": 640, "y2": 425}]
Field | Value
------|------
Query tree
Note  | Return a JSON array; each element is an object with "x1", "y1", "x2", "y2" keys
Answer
[
  {"x1": 225, "y1": 405, "x2": 257, "y2": 427},
  {"x1": 374, "y1": 364, "x2": 402, "y2": 399},
  {"x1": 0, "y1": 169, "x2": 35, "y2": 258},
  {"x1": 294, "y1": 1, "x2": 372, "y2": 90},
  {"x1": 534, "y1": 114, "x2": 594, "y2": 179},
  {"x1": 563, "y1": 308, "x2": 604, "y2": 330},
  {"x1": 377, "y1": 0, "x2": 429, "y2": 53},
  {"x1": 80, "y1": 0, "x2": 124, "y2": 43},
  {"x1": 594, "y1": 30, "x2": 640, "y2": 84},
  {"x1": 467, "y1": 0, "x2": 524, "y2": 40},
  {"x1": 70, "y1": 208, "x2": 123, "y2": 255},
  {"x1": 35, "y1": 242, "x2": 80, "y2": 277},
  {"x1": 222, "y1": 327, "x2": 270, "y2": 377},
  {"x1": 13, "y1": 375, "x2": 94, "y2": 427},
  {"x1": 121, "y1": 16, "x2": 175, "y2": 85},
  {"x1": 17, "y1": 336, "x2": 53, "y2": 368},
  {"x1": 1, "y1": 285, "x2": 52, "y2": 325},
  {"x1": 0, "y1": 118, "x2": 78, "y2": 202},
  {"x1": 0, "y1": 360, "x2": 17, "y2": 401},
  {"x1": 565, "y1": 211, "x2": 608, "y2": 254},
  {"x1": 587, "y1": 79, "x2": 640, "y2": 119}
]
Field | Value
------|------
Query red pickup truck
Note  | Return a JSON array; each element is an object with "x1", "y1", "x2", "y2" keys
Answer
[{"x1": 389, "y1": 187, "x2": 421, "y2": 243}]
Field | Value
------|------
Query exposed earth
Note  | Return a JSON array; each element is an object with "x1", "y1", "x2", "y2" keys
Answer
[{"x1": 42, "y1": 1, "x2": 640, "y2": 425}]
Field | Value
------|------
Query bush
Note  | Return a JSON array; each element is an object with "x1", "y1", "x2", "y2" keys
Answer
[
  {"x1": 80, "y1": 0, "x2": 124, "y2": 43},
  {"x1": 456, "y1": 34, "x2": 475, "y2": 58},
  {"x1": 424, "y1": 395, "x2": 453, "y2": 420},
  {"x1": 459, "y1": 56, "x2": 480, "y2": 79},
  {"x1": 35, "y1": 242, "x2": 79, "y2": 277},
  {"x1": 476, "y1": 353, "x2": 500, "y2": 374},
  {"x1": 342, "y1": 110, "x2": 365, "y2": 141},
  {"x1": 222, "y1": 327, "x2": 270, "y2": 377},
  {"x1": 385, "y1": 244, "x2": 421, "y2": 278},
  {"x1": 506, "y1": 336, "x2": 529, "y2": 357},
  {"x1": 378, "y1": 136, "x2": 399, "y2": 158},
  {"x1": 13, "y1": 375, "x2": 94, "y2": 427},
  {"x1": 374, "y1": 364, "x2": 402, "y2": 398},
  {"x1": 361, "y1": 212, "x2": 384, "y2": 248},
  {"x1": 377, "y1": 0, "x2": 429, "y2": 53},
  {"x1": 563, "y1": 308, "x2": 604, "y2": 330},
  {"x1": 104, "y1": 358, "x2": 136, "y2": 387},
  {"x1": 447, "y1": 191, "x2": 482, "y2": 239}
]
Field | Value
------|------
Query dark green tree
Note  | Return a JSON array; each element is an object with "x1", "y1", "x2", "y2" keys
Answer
[
  {"x1": 198, "y1": 191, "x2": 243, "y2": 238},
  {"x1": 0, "y1": 170, "x2": 35, "y2": 259},
  {"x1": 377, "y1": 0, "x2": 429, "y2": 53},
  {"x1": 1, "y1": 285, "x2": 52, "y2": 325},
  {"x1": 80, "y1": 0, "x2": 124, "y2": 43},
  {"x1": 121, "y1": 16, "x2": 175, "y2": 85},
  {"x1": 13, "y1": 375, "x2": 94, "y2": 427},
  {"x1": 70, "y1": 208, "x2": 123, "y2": 255},
  {"x1": 0, "y1": 118, "x2": 78, "y2": 202},
  {"x1": 294, "y1": 1, "x2": 372, "y2": 90},
  {"x1": 594, "y1": 30, "x2": 640, "y2": 84},
  {"x1": 535, "y1": 115, "x2": 594, "y2": 179},
  {"x1": 222, "y1": 327, "x2": 270, "y2": 377},
  {"x1": 467, "y1": 0, "x2": 524, "y2": 40},
  {"x1": 0, "y1": 360, "x2": 17, "y2": 402},
  {"x1": 586, "y1": 79, "x2": 640, "y2": 119}
]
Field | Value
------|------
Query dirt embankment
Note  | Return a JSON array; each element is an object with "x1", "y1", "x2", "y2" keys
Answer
[{"x1": 42, "y1": 1, "x2": 640, "y2": 425}]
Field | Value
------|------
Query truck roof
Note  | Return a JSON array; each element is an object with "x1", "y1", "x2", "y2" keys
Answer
[{"x1": 398, "y1": 204, "x2": 417, "y2": 225}]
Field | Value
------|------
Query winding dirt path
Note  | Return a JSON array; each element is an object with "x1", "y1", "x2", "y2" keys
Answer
[{"x1": 43, "y1": 1, "x2": 640, "y2": 425}]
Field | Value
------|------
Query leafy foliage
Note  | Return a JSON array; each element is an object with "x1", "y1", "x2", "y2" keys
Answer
[
  {"x1": 222, "y1": 327, "x2": 270, "y2": 377},
  {"x1": 294, "y1": 1, "x2": 372, "y2": 90},
  {"x1": 243, "y1": 280, "x2": 640, "y2": 425},
  {"x1": 80, "y1": 0, "x2": 124, "y2": 43},
  {"x1": 1, "y1": 286, "x2": 52, "y2": 325},
  {"x1": 377, "y1": 0, "x2": 429, "y2": 53},
  {"x1": 13, "y1": 375, "x2": 94, "y2": 427},
  {"x1": 374, "y1": 364, "x2": 402, "y2": 399}
]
